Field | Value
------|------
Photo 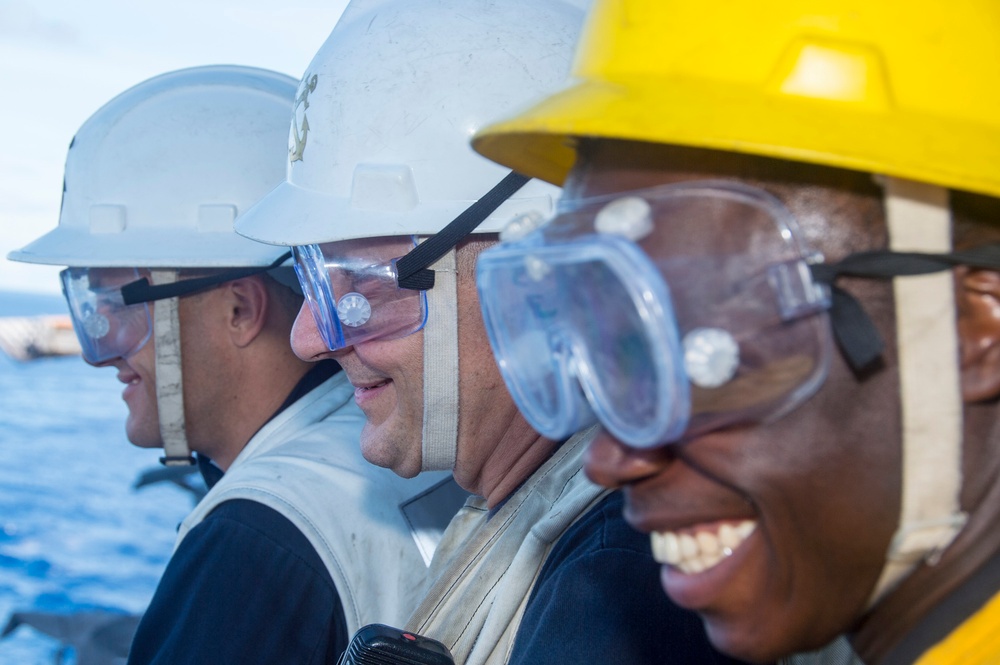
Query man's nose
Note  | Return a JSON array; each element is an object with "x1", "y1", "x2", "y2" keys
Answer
[
  {"x1": 583, "y1": 429, "x2": 674, "y2": 489},
  {"x1": 291, "y1": 301, "x2": 348, "y2": 361}
]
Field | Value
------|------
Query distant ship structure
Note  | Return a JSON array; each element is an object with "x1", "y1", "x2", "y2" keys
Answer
[{"x1": 0, "y1": 315, "x2": 81, "y2": 361}]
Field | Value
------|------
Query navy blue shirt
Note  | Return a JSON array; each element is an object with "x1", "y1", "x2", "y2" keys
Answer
[
  {"x1": 509, "y1": 491, "x2": 749, "y2": 665},
  {"x1": 126, "y1": 500, "x2": 348, "y2": 665},
  {"x1": 127, "y1": 362, "x2": 348, "y2": 665}
]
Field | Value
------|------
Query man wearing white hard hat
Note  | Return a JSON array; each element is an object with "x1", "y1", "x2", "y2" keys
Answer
[
  {"x1": 9, "y1": 66, "x2": 460, "y2": 664},
  {"x1": 235, "y1": 2, "x2": 745, "y2": 663}
]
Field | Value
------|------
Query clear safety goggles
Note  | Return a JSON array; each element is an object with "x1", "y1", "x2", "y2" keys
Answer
[
  {"x1": 477, "y1": 181, "x2": 834, "y2": 448},
  {"x1": 61, "y1": 267, "x2": 154, "y2": 364},
  {"x1": 291, "y1": 171, "x2": 532, "y2": 352},
  {"x1": 293, "y1": 236, "x2": 430, "y2": 351},
  {"x1": 60, "y1": 253, "x2": 292, "y2": 364}
]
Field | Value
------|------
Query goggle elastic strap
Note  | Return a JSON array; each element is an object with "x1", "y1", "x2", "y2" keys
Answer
[
  {"x1": 811, "y1": 244, "x2": 1000, "y2": 374},
  {"x1": 396, "y1": 171, "x2": 530, "y2": 290},
  {"x1": 121, "y1": 251, "x2": 293, "y2": 305}
]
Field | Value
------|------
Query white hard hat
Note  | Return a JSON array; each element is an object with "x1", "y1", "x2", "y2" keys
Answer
[
  {"x1": 234, "y1": 0, "x2": 582, "y2": 246},
  {"x1": 9, "y1": 65, "x2": 297, "y2": 268}
]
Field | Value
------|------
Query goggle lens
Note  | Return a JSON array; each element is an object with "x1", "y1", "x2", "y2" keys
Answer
[
  {"x1": 478, "y1": 181, "x2": 832, "y2": 448},
  {"x1": 60, "y1": 267, "x2": 152, "y2": 364},
  {"x1": 480, "y1": 238, "x2": 690, "y2": 446},
  {"x1": 292, "y1": 237, "x2": 429, "y2": 350}
]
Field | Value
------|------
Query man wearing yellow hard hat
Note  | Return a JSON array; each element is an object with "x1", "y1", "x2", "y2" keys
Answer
[{"x1": 470, "y1": 1, "x2": 1000, "y2": 664}]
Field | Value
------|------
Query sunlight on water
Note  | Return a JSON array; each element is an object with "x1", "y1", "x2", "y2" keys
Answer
[{"x1": 0, "y1": 351, "x2": 196, "y2": 664}]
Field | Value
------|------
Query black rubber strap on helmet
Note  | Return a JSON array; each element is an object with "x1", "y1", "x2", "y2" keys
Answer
[
  {"x1": 121, "y1": 251, "x2": 292, "y2": 305},
  {"x1": 395, "y1": 171, "x2": 531, "y2": 290},
  {"x1": 811, "y1": 244, "x2": 1000, "y2": 373}
]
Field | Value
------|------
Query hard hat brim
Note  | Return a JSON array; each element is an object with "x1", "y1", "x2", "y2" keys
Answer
[
  {"x1": 473, "y1": 77, "x2": 1000, "y2": 199},
  {"x1": 8, "y1": 225, "x2": 286, "y2": 268},
  {"x1": 234, "y1": 178, "x2": 558, "y2": 247}
]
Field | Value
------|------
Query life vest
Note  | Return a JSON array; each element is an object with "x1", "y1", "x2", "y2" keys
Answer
[
  {"x1": 177, "y1": 371, "x2": 465, "y2": 633},
  {"x1": 405, "y1": 427, "x2": 607, "y2": 665}
]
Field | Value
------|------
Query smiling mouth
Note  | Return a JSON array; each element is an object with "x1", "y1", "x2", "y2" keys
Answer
[
  {"x1": 356, "y1": 379, "x2": 389, "y2": 393},
  {"x1": 651, "y1": 520, "x2": 757, "y2": 574}
]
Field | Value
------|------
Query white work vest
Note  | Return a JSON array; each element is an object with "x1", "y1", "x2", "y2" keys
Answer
[
  {"x1": 406, "y1": 427, "x2": 607, "y2": 665},
  {"x1": 177, "y1": 371, "x2": 464, "y2": 634}
]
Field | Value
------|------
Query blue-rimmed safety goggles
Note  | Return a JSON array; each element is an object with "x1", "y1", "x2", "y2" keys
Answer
[
  {"x1": 60, "y1": 253, "x2": 292, "y2": 364},
  {"x1": 293, "y1": 236, "x2": 430, "y2": 351},
  {"x1": 290, "y1": 171, "x2": 533, "y2": 352},
  {"x1": 476, "y1": 181, "x2": 834, "y2": 448},
  {"x1": 61, "y1": 267, "x2": 153, "y2": 364}
]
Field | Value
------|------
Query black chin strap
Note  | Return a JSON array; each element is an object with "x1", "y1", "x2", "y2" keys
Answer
[
  {"x1": 395, "y1": 171, "x2": 530, "y2": 290},
  {"x1": 811, "y1": 244, "x2": 1000, "y2": 373}
]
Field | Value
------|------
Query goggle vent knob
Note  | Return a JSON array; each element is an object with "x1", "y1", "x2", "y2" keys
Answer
[
  {"x1": 683, "y1": 327, "x2": 739, "y2": 388},
  {"x1": 337, "y1": 292, "x2": 372, "y2": 327},
  {"x1": 595, "y1": 196, "x2": 653, "y2": 242},
  {"x1": 82, "y1": 312, "x2": 111, "y2": 339},
  {"x1": 500, "y1": 210, "x2": 548, "y2": 244}
]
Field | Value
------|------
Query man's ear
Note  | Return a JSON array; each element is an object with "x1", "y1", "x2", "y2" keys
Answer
[
  {"x1": 956, "y1": 267, "x2": 1000, "y2": 402},
  {"x1": 224, "y1": 275, "x2": 269, "y2": 348}
]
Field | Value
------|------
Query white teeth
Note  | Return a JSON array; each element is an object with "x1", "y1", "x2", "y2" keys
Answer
[
  {"x1": 658, "y1": 532, "x2": 680, "y2": 563},
  {"x1": 651, "y1": 520, "x2": 757, "y2": 574},
  {"x1": 679, "y1": 533, "x2": 698, "y2": 559},
  {"x1": 719, "y1": 523, "x2": 740, "y2": 549},
  {"x1": 703, "y1": 550, "x2": 723, "y2": 569},
  {"x1": 696, "y1": 530, "x2": 720, "y2": 557}
]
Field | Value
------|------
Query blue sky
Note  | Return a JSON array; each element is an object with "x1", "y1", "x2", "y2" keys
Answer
[{"x1": 0, "y1": 0, "x2": 349, "y2": 294}]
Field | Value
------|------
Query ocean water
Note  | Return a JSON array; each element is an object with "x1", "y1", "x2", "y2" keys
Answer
[{"x1": 0, "y1": 292, "x2": 196, "y2": 664}]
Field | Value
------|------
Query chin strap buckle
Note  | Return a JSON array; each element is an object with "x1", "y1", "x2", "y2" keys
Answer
[{"x1": 159, "y1": 454, "x2": 196, "y2": 467}]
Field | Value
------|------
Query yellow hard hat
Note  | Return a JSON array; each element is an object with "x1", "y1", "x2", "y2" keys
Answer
[{"x1": 472, "y1": 0, "x2": 1000, "y2": 198}]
